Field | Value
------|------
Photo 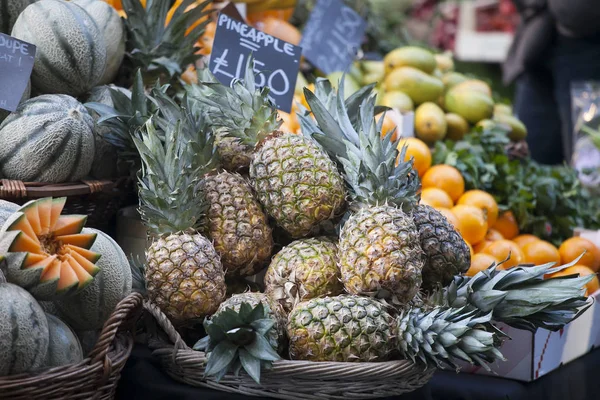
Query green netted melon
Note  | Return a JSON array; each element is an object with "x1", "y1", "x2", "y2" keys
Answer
[
  {"x1": 0, "y1": 200, "x2": 19, "y2": 227},
  {"x1": 85, "y1": 85, "x2": 132, "y2": 179},
  {"x1": 44, "y1": 313, "x2": 83, "y2": 368},
  {"x1": 39, "y1": 301, "x2": 59, "y2": 315},
  {"x1": 11, "y1": 0, "x2": 107, "y2": 96},
  {"x1": 0, "y1": 282, "x2": 49, "y2": 375},
  {"x1": 0, "y1": 80, "x2": 30, "y2": 124},
  {"x1": 0, "y1": 0, "x2": 37, "y2": 33},
  {"x1": 55, "y1": 228, "x2": 133, "y2": 330},
  {"x1": 74, "y1": 0, "x2": 125, "y2": 85},
  {"x1": 0, "y1": 94, "x2": 95, "y2": 183},
  {"x1": 76, "y1": 329, "x2": 100, "y2": 356}
]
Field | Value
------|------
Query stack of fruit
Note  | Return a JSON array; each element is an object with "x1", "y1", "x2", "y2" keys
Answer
[
  {"x1": 92, "y1": 54, "x2": 594, "y2": 386},
  {"x1": 0, "y1": 197, "x2": 133, "y2": 375}
]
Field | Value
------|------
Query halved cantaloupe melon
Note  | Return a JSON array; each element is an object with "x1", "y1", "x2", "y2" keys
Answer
[{"x1": 0, "y1": 197, "x2": 101, "y2": 300}]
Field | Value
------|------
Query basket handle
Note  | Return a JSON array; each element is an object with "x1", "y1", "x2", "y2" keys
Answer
[
  {"x1": 143, "y1": 301, "x2": 190, "y2": 351},
  {"x1": 88, "y1": 292, "x2": 144, "y2": 364}
]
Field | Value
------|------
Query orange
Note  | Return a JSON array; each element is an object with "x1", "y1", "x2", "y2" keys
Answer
[
  {"x1": 493, "y1": 211, "x2": 520, "y2": 240},
  {"x1": 437, "y1": 208, "x2": 459, "y2": 228},
  {"x1": 181, "y1": 65, "x2": 198, "y2": 85},
  {"x1": 467, "y1": 253, "x2": 500, "y2": 277},
  {"x1": 254, "y1": 17, "x2": 302, "y2": 46},
  {"x1": 486, "y1": 229, "x2": 504, "y2": 241},
  {"x1": 457, "y1": 190, "x2": 499, "y2": 227},
  {"x1": 550, "y1": 265, "x2": 600, "y2": 296},
  {"x1": 452, "y1": 205, "x2": 488, "y2": 245},
  {"x1": 247, "y1": 9, "x2": 295, "y2": 25},
  {"x1": 474, "y1": 240, "x2": 493, "y2": 253},
  {"x1": 397, "y1": 138, "x2": 432, "y2": 177},
  {"x1": 379, "y1": 113, "x2": 399, "y2": 141},
  {"x1": 522, "y1": 240, "x2": 560, "y2": 266},
  {"x1": 482, "y1": 240, "x2": 525, "y2": 269},
  {"x1": 301, "y1": 84, "x2": 315, "y2": 110},
  {"x1": 512, "y1": 234, "x2": 539, "y2": 250},
  {"x1": 196, "y1": 21, "x2": 216, "y2": 56},
  {"x1": 559, "y1": 237, "x2": 600, "y2": 272},
  {"x1": 279, "y1": 111, "x2": 300, "y2": 133},
  {"x1": 420, "y1": 188, "x2": 453, "y2": 209},
  {"x1": 422, "y1": 165, "x2": 465, "y2": 202}
]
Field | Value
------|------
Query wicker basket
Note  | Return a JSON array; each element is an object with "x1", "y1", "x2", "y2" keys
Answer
[
  {"x1": 0, "y1": 178, "x2": 136, "y2": 232},
  {"x1": 0, "y1": 292, "x2": 144, "y2": 400},
  {"x1": 145, "y1": 301, "x2": 436, "y2": 400}
]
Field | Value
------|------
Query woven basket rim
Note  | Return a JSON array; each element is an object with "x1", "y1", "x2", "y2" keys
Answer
[
  {"x1": 144, "y1": 300, "x2": 435, "y2": 400},
  {"x1": 0, "y1": 177, "x2": 131, "y2": 199},
  {"x1": 0, "y1": 292, "x2": 143, "y2": 388}
]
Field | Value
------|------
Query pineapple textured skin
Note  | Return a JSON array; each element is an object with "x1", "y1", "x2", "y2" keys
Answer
[
  {"x1": 264, "y1": 237, "x2": 343, "y2": 312},
  {"x1": 339, "y1": 205, "x2": 424, "y2": 304},
  {"x1": 287, "y1": 295, "x2": 396, "y2": 362},
  {"x1": 250, "y1": 133, "x2": 347, "y2": 239},
  {"x1": 413, "y1": 205, "x2": 471, "y2": 291},
  {"x1": 146, "y1": 233, "x2": 226, "y2": 325},
  {"x1": 202, "y1": 172, "x2": 273, "y2": 278},
  {"x1": 216, "y1": 136, "x2": 253, "y2": 172}
]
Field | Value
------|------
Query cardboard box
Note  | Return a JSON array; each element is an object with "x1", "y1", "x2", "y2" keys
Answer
[{"x1": 462, "y1": 228, "x2": 600, "y2": 381}]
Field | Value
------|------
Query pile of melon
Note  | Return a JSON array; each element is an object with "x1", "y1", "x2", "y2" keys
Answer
[
  {"x1": 0, "y1": 0, "x2": 129, "y2": 182},
  {"x1": 0, "y1": 197, "x2": 132, "y2": 376}
]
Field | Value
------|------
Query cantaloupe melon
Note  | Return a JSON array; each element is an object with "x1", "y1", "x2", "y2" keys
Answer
[
  {"x1": 0, "y1": 0, "x2": 37, "y2": 33},
  {"x1": 0, "y1": 80, "x2": 30, "y2": 124},
  {"x1": 55, "y1": 228, "x2": 132, "y2": 330},
  {"x1": 76, "y1": 329, "x2": 100, "y2": 356},
  {"x1": 11, "y1": 0, "x2": 107, "y2": 96},
  {"x1": 74, "y1": 0, "x2": 126, "y2": 85},
  {"x1": 0, "y1": 200, "x2": 19, "y2": 227},
  {"x1": 44, "y1": 313, "x2": 83, "y2": 368},
  {"x1": 0, "y1": 94, "x2": 95, "y2": 183},
  {"x1": 0, "y1": 197, "x2": 101, "y2": 300},
  {"x1": 0, "y1": 282, "x2": 49, "y2": 375}
]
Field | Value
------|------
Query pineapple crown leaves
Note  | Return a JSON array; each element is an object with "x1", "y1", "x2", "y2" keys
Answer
[
  {"x1": 301, "y1": 78, "x2": 421, "y2": 211},
  {"x1": 442, "y1": 254, "x2": 594, "y2": 332},
  {"x1": 193, "y1": 302, "x2": 281, "y2": 384},
  {"x1": 398, "y1": 305, "x2": 506, "y2": 372},
  {"x1": 121, "y1": 0, "x2": 214, "y2": 79},
  {"x1": 186, "y1": 57, "x2": 282, "y2": 147},
  {"x1": 134, "y1": 117, "x2": 212, "y2": 235}
]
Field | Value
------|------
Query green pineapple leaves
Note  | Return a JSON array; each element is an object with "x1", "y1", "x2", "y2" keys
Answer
[
  {"x1": 443, "y1": 255, "x2": 594, "y2": 332},
  {"x1": 194, "y1": 302, "x2": 281, "y2": 384}
]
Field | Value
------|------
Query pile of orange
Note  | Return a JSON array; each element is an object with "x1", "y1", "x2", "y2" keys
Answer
[{"x1": 401, "y1": 135, "x2": 600, "y2": 295}]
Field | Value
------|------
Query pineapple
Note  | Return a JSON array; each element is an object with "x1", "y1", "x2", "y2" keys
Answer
[
  {"x1": 302, "y1": 81, "x2": 424, "y2": 304},
  {"x1": 189, "y1": 60, "x2": 347, "y2": 239},
  {"x1": 194, "y1": 292, "x2": 286, "y2": 383},
  {"x1": 413, "y1": 205, "x2": 470, "y2": 291},
  {"x1": 135, "y1": 111, "x2": 226, "y2": 325},
  {"x1": 200, "y1": 172, "x2": 273, "y2": 278},
  {"x1": 397, "y1": 258, "x2": 593, "y2": 370},
  {"x1": 119, "y1": 0, "x2": 213, "y2": 87},
  {"x1": 264, "y1": 237, "x2": 343, "y2": 312},
  {"x1": 287, "y1": 295, "x2": 396, "y2": 362}
]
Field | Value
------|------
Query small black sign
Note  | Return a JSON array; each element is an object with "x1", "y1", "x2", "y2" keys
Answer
[
  {"x1": 0, "y1": 33, "x2": 36, "y2": 112},
  {"x1": 300, "y1": 0, "x2": 367, "y2": 75},
  {"x1": 210, "y1": 12, "x2": 301, "y2": 113}
]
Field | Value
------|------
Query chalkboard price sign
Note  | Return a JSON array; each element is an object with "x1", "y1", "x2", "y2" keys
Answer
[
  {"x1": 300, "y1": 0, "x2": 367, "y2": 75},
  {"x1": 0, "y1": 33, "x2": 36, "y2": 112},
  {"x1": 210, "y1": 12, "x2": 302, "y2": 113}
]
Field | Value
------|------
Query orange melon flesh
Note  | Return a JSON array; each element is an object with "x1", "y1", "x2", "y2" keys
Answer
[
  {"x1": 69, "y1": 250, "x2": 100, "y2": 275},
  {"x1": 56, "y1": 233, "x2": 97, "y2": 249},
  {"x1": 58, "y1": 260, "x2": 79, "y2": 291},
  {"x1": 66, "y1": 244, "x2": 101, "y2": 263},
  {"x1": 52, "y1": 215, "x2": 87, "y2": 236},
  {"x1": 29, "y1": 255, "x2": 57, "y2": 277},
  {"x1": 41, "y1": 259, "x2": 61, "y2": 282},
  {"x1": 21, "y1": 202, "x2": 42, "y2": 236},
  {"x1": 50, "y1": 198, "x2": 67, "y2": 230},
  {"x1": 7, "y1": 214, "x2": 40, "y2": 245},
  {"x1": 37, "y1": 197, "x2": 52, "y2": 235},
  {"x1": 66, "y1": 257, "x2": 93, "y2": 289},
  {"x1": 22, "y1": 253, "x2": 49, "y2": 268},
  {"x1": 9, "y1": 231, "x2": 43, "y2": 254}
]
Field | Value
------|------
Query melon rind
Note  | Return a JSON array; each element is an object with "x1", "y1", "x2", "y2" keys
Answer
[
  {"x1": 0, "y1": 0, "x2": 38, "y2": 34},
  {"x1": 0, "y1": 95, "x2": 96, "y2": 183},
  {"x1": 0, "y1": 200, "x2": 20, "y2": 229},
  {"x1": 44, "y1": 313, "x2": 83, "y2": 368},
  {"x1": 10, "y1": 0, "x2": 107, "y2": 96},
  {"x1": 55, "y1": 228, "x2": 133, "y2": 330},
  {"x1": 0, "y1": 283, "x2": 49, "y2": 375}
]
